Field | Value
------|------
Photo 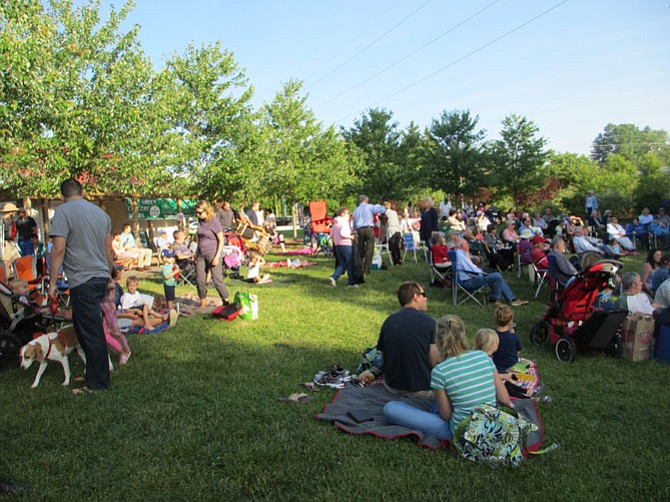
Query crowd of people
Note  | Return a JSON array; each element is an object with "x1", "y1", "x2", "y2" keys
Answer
[{"x1": 2, "y1": 189, "x2": 670, "y2": 393}]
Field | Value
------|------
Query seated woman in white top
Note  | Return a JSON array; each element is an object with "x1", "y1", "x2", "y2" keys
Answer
[{"x1": 616, "y1": 272, "x2": 661, "y2": 315}]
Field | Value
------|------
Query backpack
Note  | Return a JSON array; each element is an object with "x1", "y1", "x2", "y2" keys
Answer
[
  {"x1": 212, "y1": 303, "x2": 243, "y2": 321},
  {"x1": 453, "y1": 403, "x2": 538, "y2": 468}
]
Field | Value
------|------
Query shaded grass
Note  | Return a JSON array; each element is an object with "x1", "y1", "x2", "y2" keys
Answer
[{"x1": 1, "y1": 251, "x2": 669, "y2": 500}]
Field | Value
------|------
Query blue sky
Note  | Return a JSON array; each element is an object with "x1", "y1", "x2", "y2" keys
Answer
[{"x1": 107, "y1": 0, "x2": 668, "y2": 154}]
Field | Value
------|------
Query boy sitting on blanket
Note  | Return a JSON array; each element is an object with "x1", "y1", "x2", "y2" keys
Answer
[{"x1": 491, "y1": 305, "x2": 540, "y2": 398}]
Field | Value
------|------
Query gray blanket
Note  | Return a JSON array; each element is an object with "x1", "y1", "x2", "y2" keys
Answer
[
  {"x1": 316, "y1": 382, "x2": 545, "y2": 452},
  {"x1": 316, "y1": 382, "x2": 450, "y2": 450}
]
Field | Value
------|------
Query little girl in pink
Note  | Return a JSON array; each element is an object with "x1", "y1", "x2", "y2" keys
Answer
[{"x1": 102, "y1": 278, "x2": 132, "y2": 365}]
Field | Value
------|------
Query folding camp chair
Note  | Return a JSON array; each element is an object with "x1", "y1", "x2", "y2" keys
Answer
[
  {"x1": 448, "y1": 250, "x2": 487, "y2": 306},
  {"x1": 309, "y1": 201, "x2": 333, "y2": 255},
  {"x1": 428, "y1": 251, "x2": 451, "y2": 288},
  {"x1": 402, "y1": 232, "x2": 428, "y2": 263},
  {"x1": 531, "y1": 260, "x2": 550, "y2": 300}
]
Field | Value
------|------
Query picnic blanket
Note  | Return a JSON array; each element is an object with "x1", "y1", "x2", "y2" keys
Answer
[
  {"x1": 316, "y1": 382, "x2": 448, "y2": 450},
  {"x1": 277, "y1": 247, "x2": 317, "y2": 256},
  {"x1": 266, "y1": 260, "x2": 317, "y2": 268},
  {"x1": 317, "y1": 382, "x2": 545, "y2": 452}
]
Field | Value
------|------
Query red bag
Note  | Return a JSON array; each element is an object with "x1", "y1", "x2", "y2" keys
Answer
[{"x1": 212, "y1": 303, "x2": 242, "y2": 321}]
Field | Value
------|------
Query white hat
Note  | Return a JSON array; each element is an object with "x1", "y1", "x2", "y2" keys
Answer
[
  {"x1": 520, "y1": 229, "x2": 533, "y2": 239},
  {"x1": 1, "y1": 202, "x2": 19, "y2": 212}
]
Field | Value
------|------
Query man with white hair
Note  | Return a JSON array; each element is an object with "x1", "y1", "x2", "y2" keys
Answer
[
  {"x1": 573, "y1": 225, "x2": 605, "y2": 255},
  {"x1": 453, "y1": 238, "x2": 528, "y2": 306}
]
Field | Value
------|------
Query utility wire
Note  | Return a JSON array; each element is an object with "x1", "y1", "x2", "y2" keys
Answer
[
  {"x1": 336, "y1": 0, "x2": 569, "y2": 124},
  {"x1": 305, "y1": 0, "x2": 432, "y2": 91},
  {"x1": 315, "y1": 0, "x2": 501, "y2": 109}
]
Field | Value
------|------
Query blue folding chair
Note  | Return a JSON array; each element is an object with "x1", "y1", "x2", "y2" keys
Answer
[{"x1": 448, "y1": 250, "x2": 487, "y2": 306}]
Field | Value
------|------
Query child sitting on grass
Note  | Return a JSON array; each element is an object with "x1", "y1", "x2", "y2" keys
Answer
[
  {"x1": 119, "y1": 275, "x2": 177, "y2": 330},
  {"x1": 492, "y1": 305, "x2": 522, "y2": 375},
  {"x1": 474, "y1": 328, "x2": 499, "y2": 356},
  {"x1": 491, "y1": 305, "x2": 542, "y2": 398},
  {"x1": 246, "y1": 250, "x2": 271, "y2": 284}
]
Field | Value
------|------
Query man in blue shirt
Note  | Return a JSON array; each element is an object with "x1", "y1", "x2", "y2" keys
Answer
[
  {"x1": 352, "y1": 195, "x2": 386, "y2": 275},
  {"x1": 585, "y1": 190, "x2": 598, "y2": 218}
]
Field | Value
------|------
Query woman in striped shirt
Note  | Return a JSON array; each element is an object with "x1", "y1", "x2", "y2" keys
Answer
[{"x1": 384, "y1": 315, "x2": 510, "y2": 440}]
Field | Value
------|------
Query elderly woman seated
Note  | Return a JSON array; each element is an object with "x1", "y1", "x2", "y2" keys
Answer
[{"x1": 616, "y1": 271, "x2": 661, "y2": 315}]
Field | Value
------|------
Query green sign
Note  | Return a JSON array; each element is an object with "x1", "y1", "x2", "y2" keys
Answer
[{"x1": 125, "y1": 198, "x2": 197, "y2": 220}]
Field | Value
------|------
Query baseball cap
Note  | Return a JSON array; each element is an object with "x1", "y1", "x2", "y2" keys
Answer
[{"x1": 161, "y1": 249, "x2": 175, "y2": 258}]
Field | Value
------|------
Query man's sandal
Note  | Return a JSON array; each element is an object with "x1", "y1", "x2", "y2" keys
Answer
[{"x1": 71, "y1": 387, "x2": 94, "y2": 395}]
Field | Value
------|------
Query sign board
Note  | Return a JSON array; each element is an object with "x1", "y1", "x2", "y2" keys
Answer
[{"x1": 125, "y1": 198, "x2": 197, "y2": 220}]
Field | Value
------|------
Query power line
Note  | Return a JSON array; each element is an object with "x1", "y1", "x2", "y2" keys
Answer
[
  {"x1": 314, "y1": 0, "x2": 501, "y2": 109},
  {"x1": 305, "y1": 0, "x2": 432, "y2": 91},
  {"x1": 336, "y1": 0, "x2": 569, "y2": 124}
]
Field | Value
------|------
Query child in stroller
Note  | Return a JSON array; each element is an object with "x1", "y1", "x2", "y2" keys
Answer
[{"x1": 530, "y1": 258, "x2": 628, "y2": 362}]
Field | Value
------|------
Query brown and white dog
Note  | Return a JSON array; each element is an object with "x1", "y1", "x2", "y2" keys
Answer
[{"x1": 20, "y1": 326, "x2": 87, "y2": 388}]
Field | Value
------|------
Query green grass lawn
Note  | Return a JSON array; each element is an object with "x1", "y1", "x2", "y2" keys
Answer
[{"x1": 1, "y1": 250, "x2": 669, "y2": 501}]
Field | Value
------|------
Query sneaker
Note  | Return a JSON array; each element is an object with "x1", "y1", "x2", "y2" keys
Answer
[
  {"x1": 490, "y1": 299, "x2": 504, "y2": 306},
  {"x1": 313, "y1": 371, "x2": 345, "y2": 389},
  {"x1": 169, "y1": 309, "x2": 178, "y2": 327},
  {"x1": 510, "y1": 299, "x2": 529, "y2": 307},
  {"x1": 347, "y1": 284, "x2": 359, "y2": 288},
  {"x1": 328, "y1": 277, "x2": 336, "y2": 287}
]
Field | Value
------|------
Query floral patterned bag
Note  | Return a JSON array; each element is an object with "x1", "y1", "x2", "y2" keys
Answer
[{"x1": 453, "y1": 403, "x2": 538, "y2": 468}]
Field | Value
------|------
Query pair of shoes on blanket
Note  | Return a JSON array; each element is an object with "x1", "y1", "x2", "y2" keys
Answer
[{"x1": 313, "y1": 366, "x2": 352, "y2": 389}]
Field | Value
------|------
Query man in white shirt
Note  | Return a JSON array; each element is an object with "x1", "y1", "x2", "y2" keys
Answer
[{"x1": 606, "y1": 217, "x2": 635, "y2": 251}]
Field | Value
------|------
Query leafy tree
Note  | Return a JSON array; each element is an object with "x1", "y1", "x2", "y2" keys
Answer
[
  {"x1": 590, "y1": 123, "x2": 670, "y2": 166},
  {"x1": 489, "y1": 114, "x2": 548, "y2": 207},
  {"x1": 394, "y1": 122, "x2": 431, "y2": 202},
  {"x1": 164, "y1": 41, "x2": 255, "y2": 200},
  {"x1": 0, "y1": 0, "x2": 181, "y2": 199},
  {"x1": 342, "y1": 108, "x2": 400, "y2": 201},
  {"x1": 425, "y1": 110, "x2": 487, "y2": 202},
  {"x1": 260, "y1": 79, "x2": 355, "y2": 231}
]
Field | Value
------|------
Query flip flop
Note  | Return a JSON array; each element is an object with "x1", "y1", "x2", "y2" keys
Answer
[
  {"x1": 71, "y1": 387, "x2": 94, "y2": 395},
  {"x1": 278, "y1": 393, "x2": 313, "y2": 404}
]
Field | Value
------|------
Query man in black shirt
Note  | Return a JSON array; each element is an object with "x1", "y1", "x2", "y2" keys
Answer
[{"x1": 377, "y1": 282, "x2": 438, "y2": 399}]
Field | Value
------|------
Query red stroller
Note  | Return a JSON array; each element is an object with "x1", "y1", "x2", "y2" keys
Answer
[{"x1": 529, "y1": 259, "x2": 627, "y2": 362}]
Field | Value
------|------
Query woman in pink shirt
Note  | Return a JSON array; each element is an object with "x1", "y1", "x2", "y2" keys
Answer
[{"x1": 328, "y1": 207, "x2": 356, "y2": 287}]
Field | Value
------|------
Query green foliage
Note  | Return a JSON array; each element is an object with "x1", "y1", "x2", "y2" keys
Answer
[
  {"x1": 489, "y1": 115, "x2": 549, "y2": 207},
  {"x1": 342, "y1": 108, "x2": 403, "y2": 201},
  {"x1": 591, "y1": 123, "x2": 670, "y2": 167},
  {"x1": 259, "y1": 79, "x2": 355, "y2": 208},
  {"x1": 426, "y1": 109, "x2": 487, "y2": 199}
]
